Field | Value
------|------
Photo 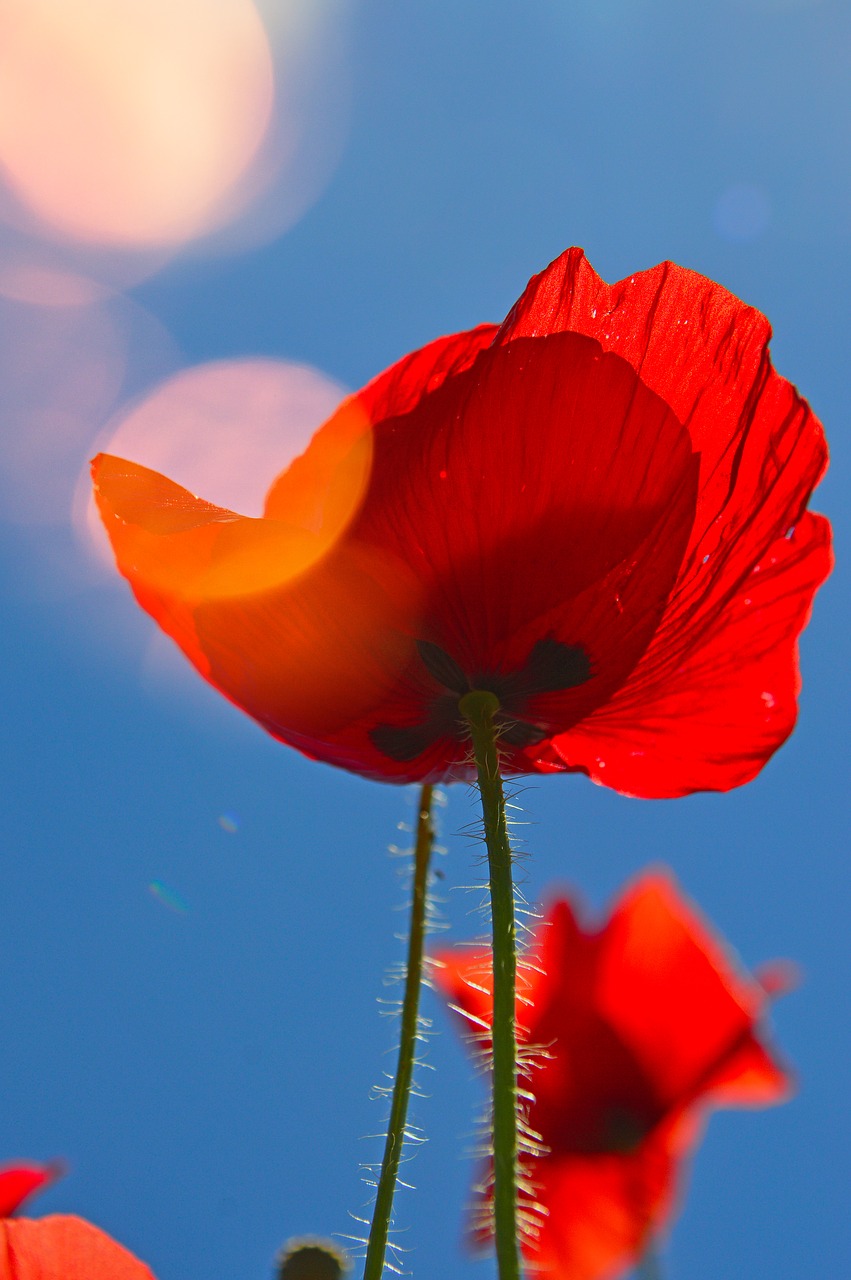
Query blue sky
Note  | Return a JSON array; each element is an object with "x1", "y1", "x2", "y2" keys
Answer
[{"x1": 1, "y1": 2, "x2": 848, "y2": 1278}]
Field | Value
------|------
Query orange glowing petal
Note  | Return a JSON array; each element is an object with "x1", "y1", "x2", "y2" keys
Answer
[
  {"x1": 92, "y1": 448, "x2": 423, "y2": 747},
  {"x1": 263, "y1": 392, "x2": 374, "y2": 532},
  {"x1": 91, "y1": 359, "x2": 349, "y2": 522},
  {"x1": 0, "y1": 0, "x2": 274, "y2": 247},
  {"x1": 93, "y1": 390, "x2": 372, "y2": 599},
  {"x1": 432, "y1": 948, "x2": 495, "y2": 1037},
  {"x1": 0, "y1": 1215, "x2": 156, "y2": 1280}
]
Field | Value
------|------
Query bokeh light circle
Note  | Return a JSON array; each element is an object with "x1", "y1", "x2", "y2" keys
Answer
[
  {"x1": 79, "y1": 357, "x2": 353, "y2": 570},
  {"x1": 0, "y1": 0, "x2": 275, "y2": 247}
]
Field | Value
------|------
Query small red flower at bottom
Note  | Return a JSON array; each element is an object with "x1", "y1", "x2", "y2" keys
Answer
[
  {"x1": 0, "y1": 1165, "x2": 61, "y2": 1219},
  {"x1": 0, "y1": 1215, "x2": 157, "y2": 1280},
  {"x1": 435, "y1": 872, "x2": 790, "y2": 1280}
]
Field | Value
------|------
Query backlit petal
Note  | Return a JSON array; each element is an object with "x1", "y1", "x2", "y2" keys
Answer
[
  {"x1": 0, "y1": 1216, "x2": 156, "y2": 1280},
  {"x1": 501, "y1": 250, "x2": 828, "y2": 792},
  {"x1": 354, "y1": 331, "x2": 699, "y2": 776},
  {"x1": 542, "y1": 512, "x2": 831, "y2": 795},
  {"x1": 521, "y1": 1121, "x2": 693, "y2": 1280},
  {"x1": 595, "y1": 874, "x2": 790, "y2": 1108},
  {"x1": 93, "y1": 250, "x2": 829, "y2": 788},
  {"x1": 0, "y1": 1166, "x2": 58, "y2": 1218},
  {"x1": 93, "y1": 454, "x2": 426, "y2": 769}
]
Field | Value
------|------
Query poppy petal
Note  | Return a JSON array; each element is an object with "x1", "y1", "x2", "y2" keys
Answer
[
  {"x1": 433, "y1": 898, "x2": 591, "y2": 1043},
  {"x1": 92, "y1": 453, "x2": 428, "y2": 773},
  {"x1": 431, "y1": 950, "x2": 493, "y2": 1035},
  {"x1": 498, "y1": 251, "x2": 827, "y2": 565},
  {"x1": 353, "y1": 329, "x2": 699, "y2": 781},
  {"x1": 92, "y1": 328, "x2": 503, "y2": 779},
  {"x1": 541, "y1": 511, "x2": 831, "y2": 795},
  {"x1": 354, "y1": 324, "x2": 499, "y2": 425},
  {"x1": 520, "y1": 1123, "x2": 692, "y2": 1280},
  {"x1": 358, "y1": 330, "x2": 697, "y2": 668},
  {"x1": 0, "y1": 1215, "x2": 156, "y2": 1280},
  {"x1": 0, "y1": 1166, "x2": 59, "y2": 1218},
  {"x1": 501, "y1": 250, "x2": 828, "y2": 793},
  {"x1": 594, "y1": 873, "x2": 790, "y2": 1108}
]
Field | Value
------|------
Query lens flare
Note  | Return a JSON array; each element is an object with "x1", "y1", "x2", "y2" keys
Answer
[
  {"x1": 0, "y1": 290, "x2": 177, "y2": 528},
  {"x1": 0, "y1": 295, "x2": 124, "y2": 524},
  {"x1": 80, "y1": 358, "x2": 365, "y2": 592},
  {"x1": 0, "y1": 0, "x2": 275, "y2": 248},
  {"x1": 94, "y1": 359, "x2": 350, "y2": 515},
  {"x1": 148, "y1": 880, "x2": 189, "y2": 914}
]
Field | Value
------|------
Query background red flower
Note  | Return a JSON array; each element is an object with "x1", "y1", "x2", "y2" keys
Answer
[
  {"x1": 0, "y1": 1215, "x2": 156, "y2": 1280},
  {"x1": 435, "y1": 871, "x2": 791, "y2": 1280},
  {"x1": 0, "y1": 1165, "x2": 61, "y2": 1220}
]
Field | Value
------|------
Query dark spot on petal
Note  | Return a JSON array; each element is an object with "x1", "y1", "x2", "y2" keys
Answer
[
  {"x1": 372, "y1": 636, "x2": 592, "y2": 763},
  {"x1": 370, "y1": 720, "x2": 445, "y2": 762},
  {"x1": 503, "y1": 637, "x2": 591, "y2": 698},
  {"x1": 598, "y1": 1106, "x2": 653, "y2": 1153},
  {"x1": 415, "y1": 639, "x2": 470, "y2": 694}
]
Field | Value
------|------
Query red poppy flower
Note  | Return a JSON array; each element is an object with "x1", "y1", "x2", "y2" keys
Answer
[
  {"x1": 92, "y1": 249, "x2": 830, "y2": 796},
  {"x1": 434, "y1": 872, "x2": 791, "y2": 1280},
  {"x1": 0, "y1": 1165, "x2": 61, "y2": 1219},
  {"x1": 0, "y1": 1215, "x2": 156, "y2": 1279}
]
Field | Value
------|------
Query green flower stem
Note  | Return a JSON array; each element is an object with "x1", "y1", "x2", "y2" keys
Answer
[
  {"x1": 460, "y1": 690, "x2": 523, "y2": 1280},
  {"x1": 363, "y1": 782, "x2": 435, "y2": 1280}
]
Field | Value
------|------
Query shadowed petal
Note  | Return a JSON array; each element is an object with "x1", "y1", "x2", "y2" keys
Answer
[{"x1": 520, "y1": 1118, "x2": 697, "y2": 1280}]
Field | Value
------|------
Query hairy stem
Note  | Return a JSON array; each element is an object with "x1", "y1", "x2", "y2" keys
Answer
[
  {"x1": 460, "y1": 690, "x2": 522, "y2": 1280},
  {"x1": 362, "y1": 783, "x2": 435, "y2": 1280}
]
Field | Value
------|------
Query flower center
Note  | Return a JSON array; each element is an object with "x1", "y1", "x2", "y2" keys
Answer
[{"x1": 371, "y1": 637, "x2": 591, "y2": 762}]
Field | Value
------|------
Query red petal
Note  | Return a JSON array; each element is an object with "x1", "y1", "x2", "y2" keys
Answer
[
  {"x1": 354, "y1": 324, "x2": 499, "y2": 423},
  {"x1": 92, "y1": 453, "x2": 428, "y2": 778},
  {"x1": 498, "y1": 252, "x2": 827, "y2": 551},
  {"x1": 521, "y1": 1119, "x2": 695, "y2": 1280},
  {"x1": 355, "y1": 330, "x2": 698, "y2": 766},
  {"x1": 94, "y1": 252, "x2": 829, "y2": 790},
  {"x1": 92, "y1": 328, "x2": 502, "y2": 782},
  {"x1": 594, "y1": 873, "x2": 789, "y2": 1109},
  {"x1": 501, "y1": 250, "x2": 828, "y2": 794},
  {"x1": 0, "y1": 1216, "x2": 156, "y2": 1280},
  {"x1": 432, "y1": 899, "x2": 589, "y2": 1043},
  {"x1": 541, "y1": 511, "x2": 831, "y2": 795},
  {"x1": 431, "y1": 947, "x2": 494, "y2": 1041},
  {"x1": 0, "y1": 1166, "x2": 59, "y2": 1218}
]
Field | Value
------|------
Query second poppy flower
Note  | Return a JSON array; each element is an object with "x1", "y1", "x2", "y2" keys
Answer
[{"x1": 434, "y1": 871, "x2": 791, "y2": 1280}]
